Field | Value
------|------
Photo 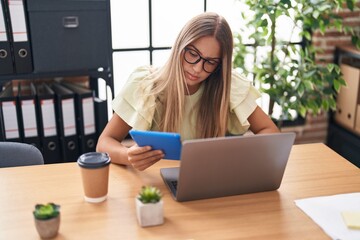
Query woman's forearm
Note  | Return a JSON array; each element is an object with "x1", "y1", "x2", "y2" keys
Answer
[{"x1": 96, "y1": 136, "x2": 131, "y2": 166}]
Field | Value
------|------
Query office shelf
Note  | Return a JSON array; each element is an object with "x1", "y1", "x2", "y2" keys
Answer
[
  {"x1": 0, "y1": 0, "x2": 113, "y2": 164},
  {"x1": 326, "y1": 45, "x2": 360, "y2": 167}
]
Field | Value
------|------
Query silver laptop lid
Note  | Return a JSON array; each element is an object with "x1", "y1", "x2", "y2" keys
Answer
[{"x1": 173, "y1": 132, "x2": 295, "y2": 201}]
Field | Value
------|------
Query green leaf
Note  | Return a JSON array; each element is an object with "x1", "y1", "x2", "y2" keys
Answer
[
  {"x1": 327, "y1": 63, "x2": 335, "y2": 72},
  {"x1": 138, "y1": 186, "x2": 162, "y2": 204},
  {"x1": 312, "y1": 10, "x2": 320, "y2": 19},
  {"x1": 299, "y1": 105, "x2": 307, "y2": 117},
  {"x1": 303, "y1": 31, "x2": 312, "y2": 41},
  {"x1": 334, "y1": 19, "x2": 343, "y2": 32},
  {"x1": 298, "y1": 83, "x2": 305, "y2": 97},
  {"x1": 303, "y1": 81, "x2": 314, "y2": 90},
  {"x1": 33, "y1": 203, "x2": 60, "y2": 220},
  {"x1": 322, "y1": 100, "x2": 330, "y2": 112},
  {"x1": 317, "y1": 4, "x2": 332, "y2": 12},
  {"x1": 302, "y1": 7, "x2": 313, "y2": 16},
  {"x1": 319, "y1": 21, "x2": 326, "y2": 34},
  {"x1": 346, "y1": 0, "x2": 355, "y2": 11},
  {"x1": 328, "y1": 98, "x2": 337, "y2": 110},
  {"x1": 261, "y1": 18, "x2": 268, "y2": 27},
  {"x1": 303, "y1": 69, "x2": 317, "y2": 78}
]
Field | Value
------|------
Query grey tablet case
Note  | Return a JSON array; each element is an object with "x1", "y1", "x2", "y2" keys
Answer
[{"x1": 129, "y1": 129, "x2": 182, "y2": 160}]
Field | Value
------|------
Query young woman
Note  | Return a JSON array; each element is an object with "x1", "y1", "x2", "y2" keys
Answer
[{"x1": 97, "y1": 12, "x2": 279, "y2": 170}]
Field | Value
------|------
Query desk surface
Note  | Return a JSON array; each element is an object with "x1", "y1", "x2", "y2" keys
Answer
[{"x1": 1, "y1": 143, "x2": 359, "y2": 239}]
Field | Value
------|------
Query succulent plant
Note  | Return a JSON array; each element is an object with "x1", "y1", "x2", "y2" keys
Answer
[
  {"x1": 33, "y1": 203, "x2": 60, "y2": 220},
  {"x1": 137, "y1": 186, "x2": 162, "y2": 204}
]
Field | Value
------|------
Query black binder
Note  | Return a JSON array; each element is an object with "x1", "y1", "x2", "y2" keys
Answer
[
  {"x1": 17, "y1": 82, "x2": 40, "y2": 149},
  {"x1": 94, "y1": 97, "x2": 108, "y2": 140},
  {"x1": 0, "y1": 83, "x2": 21, "y2": 142},
  {"x1": 35, "y1": 83, "x2": 62, "y2": 164},
  {"x1": 3, "y1": 0, "x2": 33, "y2": 73},
  {"x1": 61, "y1": 82, "x2": 97, "y2": 154},
  {"x1": 0, "y1": 0, "x2": 14, "y2": 75},
  {"x1": 0, "y1": 100, "x2": 4, "y2": 140},
  {"x1": 51, "y1": 82, "x2": 79, "y2": 162}
]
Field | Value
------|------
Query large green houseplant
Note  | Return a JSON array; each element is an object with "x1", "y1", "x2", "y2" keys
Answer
[{"x1": 233, "y1": 0, "x2": 359, "y2": 128}]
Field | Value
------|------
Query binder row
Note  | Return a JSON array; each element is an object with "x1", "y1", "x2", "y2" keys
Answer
[
  {"x1": 0, "y1": 0, "x2": 33, "y2": 75},
  {"x1": 0, "y1": 81, "x2": 108, "y2": 164}
]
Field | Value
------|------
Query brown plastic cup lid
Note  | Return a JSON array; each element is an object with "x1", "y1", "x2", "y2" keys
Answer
[{"x1": 77, "y1": 152, "x2": 111, "y2": 169}]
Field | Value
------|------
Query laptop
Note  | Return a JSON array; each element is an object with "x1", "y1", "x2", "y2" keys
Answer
[{"x1": 160, "y1": 132, "x2": 296, "y2": 202}]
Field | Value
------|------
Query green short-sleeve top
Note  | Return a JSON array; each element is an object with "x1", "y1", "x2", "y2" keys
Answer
[{"x1": 112, "y1": 66, "x2": 261, "y2": 140}]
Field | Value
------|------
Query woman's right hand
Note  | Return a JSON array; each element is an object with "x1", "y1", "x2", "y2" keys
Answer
[{"x1": 127, "y1": 144, "x2": 165, "y2": 171}]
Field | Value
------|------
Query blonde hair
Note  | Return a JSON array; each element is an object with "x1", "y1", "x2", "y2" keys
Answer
[{"x1": 142, "y1": 12, "x2": 233, "y2": 138}]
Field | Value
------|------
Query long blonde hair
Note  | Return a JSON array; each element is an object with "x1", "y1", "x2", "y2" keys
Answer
[{"x1": 142, "y1": 12, "x2": 233, "y2": 138}]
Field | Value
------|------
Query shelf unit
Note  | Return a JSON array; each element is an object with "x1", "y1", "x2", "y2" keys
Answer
[
  {"x1": 0, "y1": 0, "x2": 113, "y2": 163},
  {"x1": 1, "y1": 0, "x2": 113, "y2": 95},
  {"x1": 0, "y1": 69, "x2": 113, "y2": 99},
  {"x1": 327, "y1": 45, "x2": 360, "y2": 167}
]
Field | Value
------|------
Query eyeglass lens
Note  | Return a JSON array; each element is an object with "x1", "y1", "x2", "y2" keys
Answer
[{"x1": 184, "y1": 48, "x2": 220, "y2": 73}]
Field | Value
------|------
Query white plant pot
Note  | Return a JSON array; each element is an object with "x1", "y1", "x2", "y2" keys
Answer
[
  {"x1": 135, "y1": 198, "x2": 164, "y2": 227},
  {"x1": 34, "y1": 214, "x2": 60, "y2": 239}
]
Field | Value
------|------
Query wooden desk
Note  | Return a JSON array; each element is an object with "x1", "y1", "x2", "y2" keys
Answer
[{"x1": 1, "y1": 143, "x2": 360, "y2": 239}]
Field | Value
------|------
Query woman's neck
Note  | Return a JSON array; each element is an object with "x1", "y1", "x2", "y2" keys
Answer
[{"x1": 185, "y1": 83, "x2": 201, "y2": 95}]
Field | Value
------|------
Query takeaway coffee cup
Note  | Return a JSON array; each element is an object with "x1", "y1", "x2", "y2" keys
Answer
[{"x1": 77, "y1": 152, "x2": 111, "y2": 203}]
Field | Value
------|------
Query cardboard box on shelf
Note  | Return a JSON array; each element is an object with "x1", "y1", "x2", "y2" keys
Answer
[{"x1": 335, "y1": 64, "x2": 360, "y2": 131}]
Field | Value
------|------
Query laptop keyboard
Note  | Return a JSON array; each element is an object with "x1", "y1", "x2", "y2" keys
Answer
[{"x1": 171, "y1": 180, "x2": 178, "y2": 190}]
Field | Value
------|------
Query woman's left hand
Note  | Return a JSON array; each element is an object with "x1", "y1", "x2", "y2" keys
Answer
[{"x1": 127, "y1": 144, "x2": 164, "y2": 171}]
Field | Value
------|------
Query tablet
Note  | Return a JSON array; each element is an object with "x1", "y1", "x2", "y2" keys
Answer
[{"x1": 129, "y1": 130, "x2": 182, "y2": 160}]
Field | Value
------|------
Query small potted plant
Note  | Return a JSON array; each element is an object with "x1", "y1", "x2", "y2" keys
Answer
[
  {"x1": 33, "y1": 203, "x2": 61, "y2": 239},
  {"x1": 135, "y1": 186, "x2": 164, "y2": 227}
]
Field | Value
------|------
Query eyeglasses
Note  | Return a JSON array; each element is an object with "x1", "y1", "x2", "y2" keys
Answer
[{"x1": 183, "y1": 47, "x2": 221, "y2": 73}]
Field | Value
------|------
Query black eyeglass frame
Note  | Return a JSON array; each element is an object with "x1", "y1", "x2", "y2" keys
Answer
[{"x1": 183, "y1": 46, "x2": 221, "y2": 73}]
